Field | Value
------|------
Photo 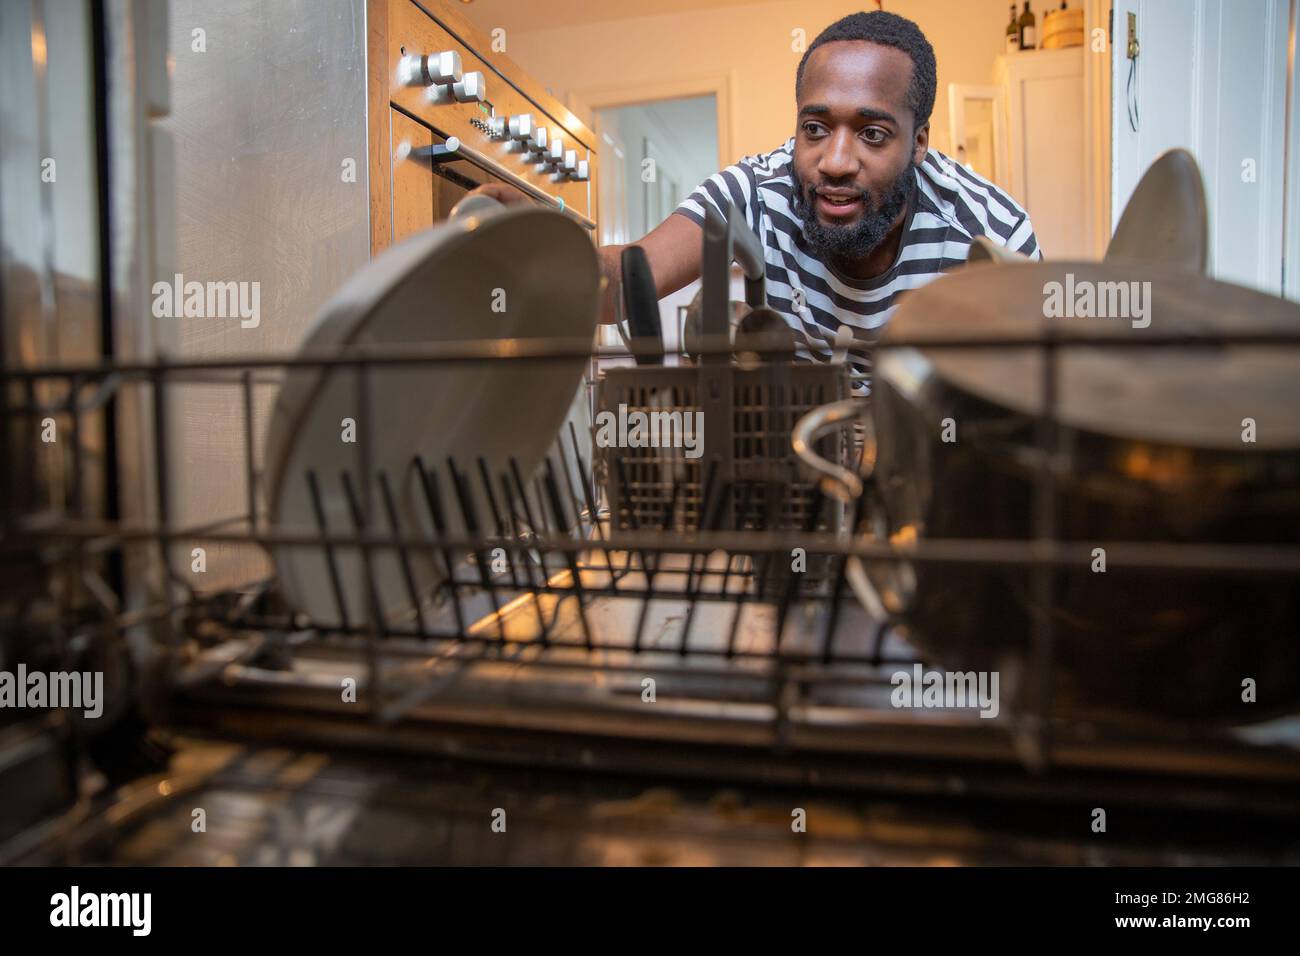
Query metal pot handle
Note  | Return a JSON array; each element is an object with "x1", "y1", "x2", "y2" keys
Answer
[
  {"x1": 791, "y1": 398, "x2": 876, "y2": 503},
  {"x1": 792, "y1": 397, "x2": 900, "y2": 620}
]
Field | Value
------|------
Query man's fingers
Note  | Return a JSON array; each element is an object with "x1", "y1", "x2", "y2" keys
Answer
[{"x1": 465, "y1": 182, "x2": 530, "y2": 206}]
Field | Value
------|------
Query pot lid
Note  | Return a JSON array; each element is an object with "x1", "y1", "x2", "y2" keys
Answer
[{"x1": 880, "y1": 261, "x2": 1300, "y2": 451}]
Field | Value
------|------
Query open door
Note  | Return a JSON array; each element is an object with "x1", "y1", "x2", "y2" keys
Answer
[{"x1": 947, "y1": 83, "x2": 1006, "y2": 187}]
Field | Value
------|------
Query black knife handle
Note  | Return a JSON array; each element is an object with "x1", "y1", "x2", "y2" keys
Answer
[{"x1": 621, "y1": 245, "x2": 664, "y2": 366}]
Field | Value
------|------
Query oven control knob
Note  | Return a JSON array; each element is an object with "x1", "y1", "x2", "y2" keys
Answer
[
  {"x1": 396, "y1": 53, "x2": 425, "y2": 87},
  {"x1": 425, "y1": 50, "x2": 463, "y2": 86},
  {"x1": 545, "y1": 136, "x2": 565, "y2": 167},
  {"x1": 452, "y1": 71, "x2": 487, "y2": 103},
  {"x1": 526, "y1": 126, "x2": 549, "y2": 155},
  {"x1": 507, "y1": 113, "x2": 534, "y2": 142},
  {"x1": 551, "y1": 150, "x2": 580, "y2": 183},
  {"x1": 572, "y1": 159, "x2": 589, "y2": 182}
]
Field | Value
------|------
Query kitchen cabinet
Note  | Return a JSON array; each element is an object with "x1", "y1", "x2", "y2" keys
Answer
[{"x1": 994, "y1": 47, "x2": 1088, "y2": 259}]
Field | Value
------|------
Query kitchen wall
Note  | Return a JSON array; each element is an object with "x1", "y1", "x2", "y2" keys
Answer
[
  {"x1": 1110, "y1": 0, "x2": 1292, "y2": 295},
  {"x1": 463, "y1": 0, "x2": 1021, "y2": 167}
]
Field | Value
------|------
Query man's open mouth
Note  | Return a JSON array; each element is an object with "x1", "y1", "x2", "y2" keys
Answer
[{"x1": 814, "y1": 190, "x2": 865, "y2": 219}]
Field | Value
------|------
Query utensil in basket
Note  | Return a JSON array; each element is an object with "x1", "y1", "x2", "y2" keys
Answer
[{"x1": 597, "y1": 201, "x2": 850, "y2": 552}]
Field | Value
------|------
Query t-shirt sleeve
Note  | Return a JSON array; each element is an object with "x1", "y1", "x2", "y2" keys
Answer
[
  {"x1": 1006, "y1": 210, "x2": 1042, "y2": 260},
  {"x1": 674, "y1": 160, "x2": 761, "y2": 234}
]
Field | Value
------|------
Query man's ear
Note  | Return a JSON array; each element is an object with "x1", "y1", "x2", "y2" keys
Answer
[{"x1": 912, "y1": 121, "x2": 930, "y2": 165}]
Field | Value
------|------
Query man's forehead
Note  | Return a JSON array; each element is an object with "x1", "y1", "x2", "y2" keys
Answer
[{"x1": 799, "y1": 40, "x2": 913, "y2": 111}]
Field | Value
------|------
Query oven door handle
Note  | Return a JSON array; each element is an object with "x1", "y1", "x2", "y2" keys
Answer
[{"x1": 413, "y1": 136, "x2": 595, "y2": 231}]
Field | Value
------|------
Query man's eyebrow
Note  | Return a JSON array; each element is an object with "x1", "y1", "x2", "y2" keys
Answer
[
  {"x1": 797, "y1": 103, "x2": 899, "y2": 125},
  {"x1": 857, "y1": 107, "x2": 898, "y2": 125}
]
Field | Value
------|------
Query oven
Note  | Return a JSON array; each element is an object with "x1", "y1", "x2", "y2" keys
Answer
[{"x1": 368, "y1": 0, "x2": 597, "y2": 251}]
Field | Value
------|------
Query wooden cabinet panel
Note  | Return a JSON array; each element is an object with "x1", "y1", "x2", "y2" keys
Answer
[{"x1": 390, "y1": 109, "x2": 434, "y2": 243}]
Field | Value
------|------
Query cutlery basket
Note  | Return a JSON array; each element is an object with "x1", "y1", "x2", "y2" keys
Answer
[{"x1": 595, "y1": 360, "x2": 851, "y2": 535}]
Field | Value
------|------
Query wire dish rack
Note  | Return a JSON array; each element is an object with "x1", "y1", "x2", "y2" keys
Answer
[{"x1": 4, "y1": 323, "x2": 1300, "y2": 831}]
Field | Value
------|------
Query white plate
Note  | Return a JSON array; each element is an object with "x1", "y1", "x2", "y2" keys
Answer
[{"x1": 264, "y1": 200, "x2": 599, "y2": 629}]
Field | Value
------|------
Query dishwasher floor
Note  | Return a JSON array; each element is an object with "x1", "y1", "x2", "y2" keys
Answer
[{"x1": 18, "y1": 735, "x2": 1300, "y2": 866}]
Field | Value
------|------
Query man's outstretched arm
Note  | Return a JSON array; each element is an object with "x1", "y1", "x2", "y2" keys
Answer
[{"x1": 594, "y1": 211, "x2": 703, "y2": 323}]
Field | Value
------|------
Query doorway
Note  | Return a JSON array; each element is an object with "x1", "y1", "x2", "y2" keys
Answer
[{"x1": 594, "y1": 94, "x2": 719, "y2": 245}]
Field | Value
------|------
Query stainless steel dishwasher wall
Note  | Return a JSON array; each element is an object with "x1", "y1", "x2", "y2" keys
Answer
[{"x1": 153, "y1": 0, "x2": 372, "y2": 592}]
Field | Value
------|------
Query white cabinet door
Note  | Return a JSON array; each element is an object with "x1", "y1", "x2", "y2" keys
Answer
[{"x1": 996, "y1": 48, "x2": 1088, "y2": 259}]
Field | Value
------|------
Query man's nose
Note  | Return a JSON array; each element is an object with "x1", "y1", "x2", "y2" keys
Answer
[{"x1": 817, "y1": 128, "x2": 859, "y2": 181}]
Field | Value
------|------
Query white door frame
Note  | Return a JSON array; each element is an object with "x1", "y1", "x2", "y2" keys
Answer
[{"x1": 947, "y1": 82, "x2": 1006, "y2": 185}]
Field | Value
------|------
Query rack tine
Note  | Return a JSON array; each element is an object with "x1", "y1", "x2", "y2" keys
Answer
[
  {"x1": 498, "y1": 470, "x2": 550, "y2": 640},
  {"x1": 564, "y1": 422, "x2": 617, "y2": 591},
  {"x1": 719, "y1": 481, "x2": 755, "y2": 597},
  {"x1": 242, "y1": 369, "x2": 257, "y2": 529},
  {"x1": 611, "y1": 455, "x2": 657, "y2": 652},
  {"x1": 352, "y1": 360, "x2": 385, "y2": 706},
  {"x1": 510, "y1": 456, "x2": 563, "y2": 590},
  {"x1": 695, "y1": 475, "x2": 736, "y2": 597},
  {"x1": 306, "y1": 469, "x2": 350, "y2": 631},
  {"x1": 683, "y1": 457, "x2": 719, "y2": 593},
  {"x1": 532, "y1": 475, "x2": 552, "y2": 540},
  {"x1": 567, "y1": 419, "x2": 602, "y2": 531},
  {"x1": 411, "y1": 455, "x2": 467, "y2": 638},
  {"x1": 476, "y1": 456, "x2": 519, "y2": 589},
  {"x1": 501, "y1": 465, "x2": 553, "y2": 646},
  {"x1": 677, "y1": 459, "x2": 720, "y2": 656},
  {"x1": 543, "y1": 457, "x2": 593, "y2": 650},
  {"x1": 508, "y1": 457, "x2": 541, "y2": 547},
  {"x1": 553, "y1": 438, "x2": 584, "y2": 535},
  {"x1": 339, "y1": 469, "x2": 391, "y2": 643},
  {"x1": 612, "y1": 456, "x2": 652, "y2": 580},
  {"x1": 819, "y1": 493, "x2": 861, "y2": 664},
  {"x1": 447, "y1": 455, "x2": 504, "y2": 645},
  {"x1": 772, "y1": 487, "x2": 826, "y2": 659},
  {"x1": 497, "y1": 471, "x2": 532, "y2": 588},
  {"x1": 631, "y1": 478, "x2": 681, "y2": 654},
  {"x1": 377, "y1": 470, "x2": 428, "y2": 638},
  {"x1": 726, "y1": 488, "x2": 778, "y2": 658}
]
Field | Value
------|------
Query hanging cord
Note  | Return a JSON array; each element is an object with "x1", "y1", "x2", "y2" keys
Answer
[
  {"x1": 1126, "y1": 55, "x2": 1140, "y2": 132},
  {"x1": 1125, "y1": 18, "x2": 1141, "y2": 133}
]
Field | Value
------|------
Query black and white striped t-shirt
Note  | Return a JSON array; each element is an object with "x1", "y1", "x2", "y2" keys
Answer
[{"x1": 674, "y1": 139, "x2": 1040, "y2": 391}]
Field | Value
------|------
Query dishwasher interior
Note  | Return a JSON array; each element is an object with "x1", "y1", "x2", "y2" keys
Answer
[
  {"x1": 3, "y1": 0, "x2": 1300, "y2": 869},
  {"x1": 3, "y1": 309, "x2": 1300, "y2": 866}
]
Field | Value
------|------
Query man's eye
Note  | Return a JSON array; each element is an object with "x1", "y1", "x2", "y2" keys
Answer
[
  {"x1": 802, "y1": 122, "x2": 827, "y2": 137},
  {"x1": 861, "y1": 128, "x2": 888, "y2": 145}
]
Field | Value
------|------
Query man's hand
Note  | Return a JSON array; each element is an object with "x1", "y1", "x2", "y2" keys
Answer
[
  {"x1": 459, "y1": 184, "x2": 705, "y2": 324},
  {"x1": 462, "y1": 182, "x2": 531, "y2": 207},
  {"x1": 595, "y1": 214, "x2": 706, "y2": 323}
]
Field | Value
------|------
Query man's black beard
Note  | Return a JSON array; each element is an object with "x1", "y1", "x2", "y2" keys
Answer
[{"x1": 790, "y1": 162, "x2": 916, "y2": 265}]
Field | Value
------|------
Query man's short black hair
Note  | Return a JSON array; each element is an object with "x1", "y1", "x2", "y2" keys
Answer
[{"x1": 795, "y1": 11, "x2": 937, "y2": 129}]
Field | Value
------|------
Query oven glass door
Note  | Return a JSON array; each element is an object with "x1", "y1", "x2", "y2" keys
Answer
[{"x1": 390, "y1": 109, "x2": 502, "y2": 244}]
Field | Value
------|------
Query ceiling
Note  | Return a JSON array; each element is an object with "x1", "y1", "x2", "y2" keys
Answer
[{"x1": 458, "y1": 0, "x2": 777, "y2": 34}]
